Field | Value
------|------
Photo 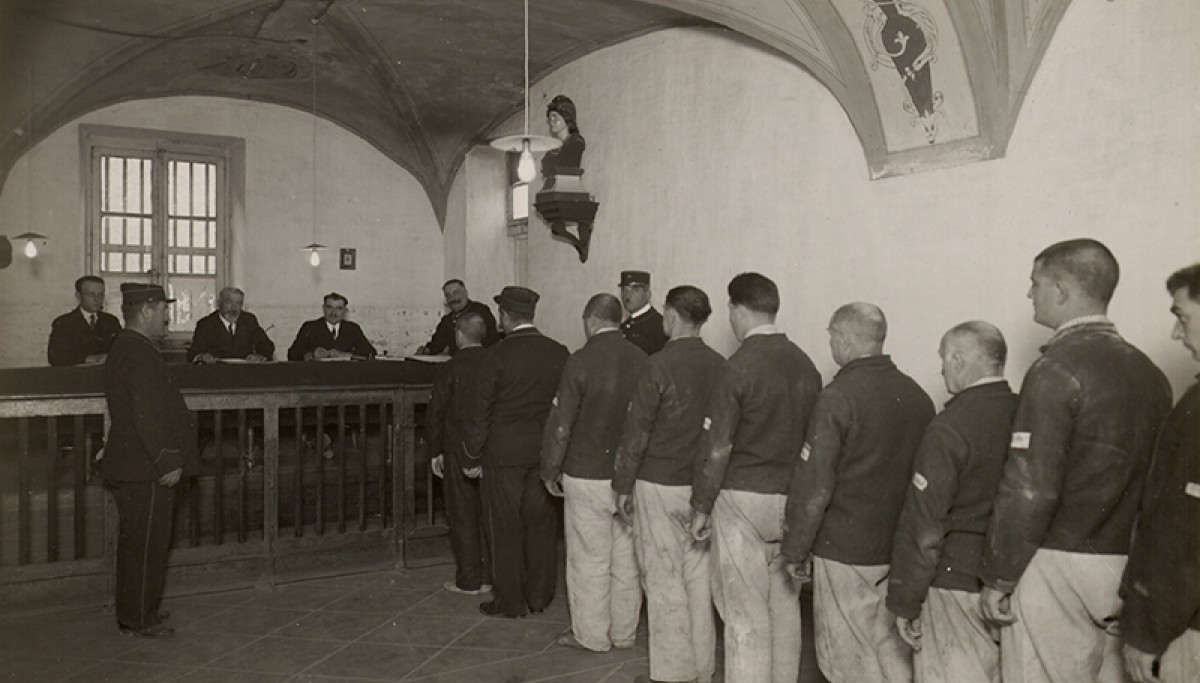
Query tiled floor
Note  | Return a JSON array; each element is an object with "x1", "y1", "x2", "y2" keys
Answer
[{"x1": 0, "y1": 563, "x2": 828, "y2": 682}]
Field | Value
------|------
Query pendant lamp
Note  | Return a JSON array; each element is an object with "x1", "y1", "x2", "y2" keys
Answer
[
  {"x1": 302, "y1": 16, "x2": 325, "y2": 267},
  {"x1": 489, "y1": 0, "x2": 560, "y2": 180}
]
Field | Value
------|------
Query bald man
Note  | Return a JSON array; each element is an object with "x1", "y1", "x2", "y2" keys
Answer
[
  {"x1": 886, "y1": 322, "x2": 1019, "y2": 683},
  {"x1": 541, "y1": 293, "x2": 648, "y2": 652},
  {"x1": 782, "y1": 302, "x2": 935, "y2": 683},
  {"x1": 979, "y1": 239, "x2": 1171, "y2": 683}
]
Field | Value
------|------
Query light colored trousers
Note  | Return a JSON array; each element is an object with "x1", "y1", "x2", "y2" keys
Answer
[
  {"x1": 634, "y1": 481, "x2": 715, "y2": 683},
  {"x1": 563, "y1": 474, "x2": 642, "y2": 651},
  {"x1": 710, "y1": 490, "x2": 801, "y2": 683},
  {"x1": 1003, "y1": 549, "x2": 1128, "y2": 683},
  {"x1": 813, "y1": 557, "x2": 913, "y2": 683},
  {"x1": 1159, "y1": 629, "x2": 1200, "y2": 683},
  {"x1": 915, "y1": 587, "x2": 999, "y2": 683}
]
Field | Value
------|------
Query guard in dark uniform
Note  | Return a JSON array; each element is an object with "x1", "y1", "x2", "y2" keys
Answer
[
  {"x1": 48, "y1": 275, "x2": 121, "y2": 365},
  {"x1": 101, "y1": 283, "x2": 198, "y2": 639},
  {"x1": 618, "y1": 270, "x2": 667, "y2": 355},
  {"x1": 416, "y1": 279, "x2": 500, "y2": 356}
]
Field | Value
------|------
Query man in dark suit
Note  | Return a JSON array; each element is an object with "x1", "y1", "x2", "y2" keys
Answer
[
  {"x1": 428, "y1": 311, "x2": 493, "y2": 595},
  {"x1": 101, "y1": 283, "x2": 198, "y2": 639},
  {"x1": 416, "y1": 279, "x2": 500, "y2": 356},
  {"x1": 186, "y1": 287, "x2": 275, "y2": 363},
  {"x1": 48, "y1": 275, "x2": 121, "y2": 365},
  {"x1": 618, "y1": 270, "x2": 667, "y2": 355},
  {"x1": 287, "y1": 292, "x2": 377, "y2": 360},
  {"x1": 463, "y1": 286, "x2": 569, "y2": 618}
]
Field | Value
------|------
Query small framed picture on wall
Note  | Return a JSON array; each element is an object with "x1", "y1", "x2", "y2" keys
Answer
[{"x1": 340, "y1": 248, "x2": 357, "y2": 270}]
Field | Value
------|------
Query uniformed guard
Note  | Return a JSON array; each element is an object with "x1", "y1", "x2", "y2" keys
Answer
[
  {"x1": 618, "y1": 270, "x2": 668, "y2": 355},
  {"x1": 1120, "y1": 262, "x2": 1200, "y2": 683},
  {"x1": 978, "y1": 239, "x2": 1172, "y2": 683},
  {"x1": 101, "y1": 283, "x2": 198, "y2": 639}
]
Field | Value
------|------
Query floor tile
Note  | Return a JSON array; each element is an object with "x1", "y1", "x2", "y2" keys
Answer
[
  {"x1": 116, "y1": 630, "x2": 253, "y2": 667},
  {"x1": 305, "y1": 641, "x2": 442, "y2": 679},
  {"x1": 360, "y1": 614, "x2": 481, "y2": 647},
  {"x1": 403, "y1": 646, "x2": 531, "y2": 678},
  {"x1": 273, "y1": 610, "x2": 394, "y2": 641},
  {"x1": 0, "y1": 611, "x2": 142, "y2": 661},
  {"x1": 205, "y1": 636, "x2": 343, "y2": 675},
  {"x1": 451, "y1": 619, "x2": 569, "y2": 652},
  {"x1": 401, "y1": 589, "x2": 497, "y2": 619},
  {"x1": 322, "y1": 586, "x2": 434, "y2": 614},
  {"x1": 0, "y1": 654, "x2": 95, "y2": 683},
  {"x1": 242, "y1": 582, "x2": 354, "y2": 610},
  {"x1": 61, "y1": 661, "x2": 191, "y2": 682},
  {"x1": 173, "y1": 669, "x2": 291, "y2": 683},
  {"x1": 186, "y1": 606, "x2": 309, "y2": 635}
]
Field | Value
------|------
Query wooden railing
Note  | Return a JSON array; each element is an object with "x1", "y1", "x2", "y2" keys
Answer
[{"x1": 0, "y1": 364, "x2": 443, "y2": 608}]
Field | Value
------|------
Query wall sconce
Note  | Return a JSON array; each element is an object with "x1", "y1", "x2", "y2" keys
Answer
[
  {"x1": 302, "y1": 242, "x2": 326, "y2": 267},
  {"x1": 12, "y1": 232, "x2": 47, "y2": 258}
]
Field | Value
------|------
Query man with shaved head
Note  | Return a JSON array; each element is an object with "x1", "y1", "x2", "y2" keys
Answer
[
  {"x1": 979, "y1": 239, "x2": 1171, "y2": 683},
  {"x1": 541, "y1": 292, "x2": 648, "y2": 652},
  {"x1": 886, "y1": 321, "x2": 1019, "y2": 683},
  {"x1": 782, "y1": 301, "x2": 934, "y2": 683}
]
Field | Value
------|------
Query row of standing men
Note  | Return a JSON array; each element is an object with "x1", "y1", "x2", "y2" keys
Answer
[{"x1": 427, "y1": 240, "x2": 1200, "y2": 683}]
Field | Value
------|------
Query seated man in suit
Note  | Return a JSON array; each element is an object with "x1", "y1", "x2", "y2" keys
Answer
[
  {"x1": 287, "y1": 292, "x2": 376, "y2": 361},
  {"x1": 48, "y1": 275, "x2": 122, "y2": 365},
  {"x1": 187, "y1": 287, "x2": 275, "y2": 363}
]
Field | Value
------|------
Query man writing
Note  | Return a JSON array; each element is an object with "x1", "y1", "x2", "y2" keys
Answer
[
  {"x1": 186, "y1": 287, "x2": 274, "y2": 363},
  {"x1": 887, "y1": 322, "x2": 1018, "y2": 683},
  {"x1": 287, "y1": 292, "x2": 376, "y2": 360},
  {"x1": 48, "y1": 275, "x2": 121, "y2": 365},
  {"x1": 979, "y1": 239, "x2": 1171, "y2": 683},
  {"x1": 416, "y1": 279, "x2": 499, "y2": 356},
  {"x1": 541, "y1": 293, "x2": 647, "y2": 652},
  {"x1": 614, "y1": 285, "x2": 725, "y2": 683},
  {"x1": 101, "y1": 283, "x2": 198, "y2": 639}
]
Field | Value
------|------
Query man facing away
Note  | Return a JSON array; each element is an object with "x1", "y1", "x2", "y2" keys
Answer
[
  {"x1": 186, "y1": 286, "x2": 275, "y2": 363},
  {"x1": 101, "y1": 283, "x2": 198, "y2": 638},
  {"x1": 978, "y1": 238, "x2": 1171, "y2": 683},
  {"x1": 427, "y1": 312, "x2": 493, "y2": 596},
  {"x1": 287, "y1": 292, "x2": 376, "y2": 360},
  {"x1": 541, "y1": 293, "x2": 647, "y2": 652},
  {"x1": 613, "y1": 285, "x2": 726, "y2": 683},
  {"x1": 886, "y1": 322, "x2": 1019, "y2": 683},
  {"x1": 48, "y1": 275, "x2": 121, "y2": 366},
  {"x1": 1119, "y1": 262, "x2": 1200, "y2": 683},
  {"x1": 782, "y1": 302, "x2": 935, "y2": 683},
  {"x1": 619, "y1": 270, "x2": 668, "y2": 355},
  {"x1": 417, "y1": 279, "x2": 500, "y2": 356},
  {"x1": 688, "y1": 272, "x2": 822, "y2": 683},
  {"x1": 463, "y1": 286, "x2": 569, "y2": 618}
]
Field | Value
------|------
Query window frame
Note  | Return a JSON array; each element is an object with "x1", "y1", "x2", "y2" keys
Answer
[{"x1": 80, "y1": 125, "x2": 244, "y2": 343}]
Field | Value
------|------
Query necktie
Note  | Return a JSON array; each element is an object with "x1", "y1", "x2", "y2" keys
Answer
[
  {"x1": 88, "y1": 313, "x2": 96, "y2": 329},
  {"x1": 228, "y1": 322, "x2": 236, "y2": 337}
]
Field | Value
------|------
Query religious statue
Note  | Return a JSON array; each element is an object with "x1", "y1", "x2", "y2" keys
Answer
[{"x1": 535, "y1": 95, "x2": 600, "y2": 262}]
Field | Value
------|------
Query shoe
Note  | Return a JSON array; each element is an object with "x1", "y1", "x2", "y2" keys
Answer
[
  {"x1": 158, "y1": 611, "x2": 170, "y2": 621},
  {"x1": 119, "y1": 623, "x2": 176, "y2": 639},
  {"x1": 479, "y1": 600, "x2": 525, "y2": 619},
  {"x1": 444, "y1": 581, "x2": 489, "y2": 595},
  {"x1": 555, "y1": 631, "x2": 606, "y2": 652}
]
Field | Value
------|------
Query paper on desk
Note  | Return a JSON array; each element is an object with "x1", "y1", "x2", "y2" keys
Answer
[{"x1": 407, "y1": 355, "x2": 451, "y2": 364}]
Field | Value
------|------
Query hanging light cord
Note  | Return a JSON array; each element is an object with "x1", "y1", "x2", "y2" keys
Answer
[
  {"x1": 311, "y1": 16, "x2": 318, "y2": 246},
  {"x1": 523, "y1": 0, "x2": 530, "y2": 137}
]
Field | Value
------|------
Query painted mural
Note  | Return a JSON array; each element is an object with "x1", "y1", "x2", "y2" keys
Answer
[{"x1": 832, "y1": 0, "x2": 979, "y2": 153}]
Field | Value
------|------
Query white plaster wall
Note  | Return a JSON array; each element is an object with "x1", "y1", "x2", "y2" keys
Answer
[
  {"x1": 443, "y1": 146, "x2": 515, "y2": 314},
  {"x1": 0, "y1": 96, "x2": 444, "y2": 366},
  {"x1": 484, "y1": 2, "x2": 1199, "y2": 402}
]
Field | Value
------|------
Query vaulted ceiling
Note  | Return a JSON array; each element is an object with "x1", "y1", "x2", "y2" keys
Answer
[{"x1": 0, "y1": 0, "x2": 1072, "y2": 223}]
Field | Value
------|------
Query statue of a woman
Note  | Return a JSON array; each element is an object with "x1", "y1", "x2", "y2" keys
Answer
[{"x1": 540, "y1": 95, "x2": 585, "y2": 191}]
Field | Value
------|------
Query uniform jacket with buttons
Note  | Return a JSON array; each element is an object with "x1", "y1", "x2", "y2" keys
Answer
[
  {"x1": 621, "y1": 307, "x2": 667, "y2": 356},
  {"x1": 426, "y1": 345, "x2": 489, "y2": 468},
  {"x1": 980, "y1": 322, "x2": 1171, "y2": 592},
  {"x1": 101, "y1": 330, "x2": 199, "y2": 482}
]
